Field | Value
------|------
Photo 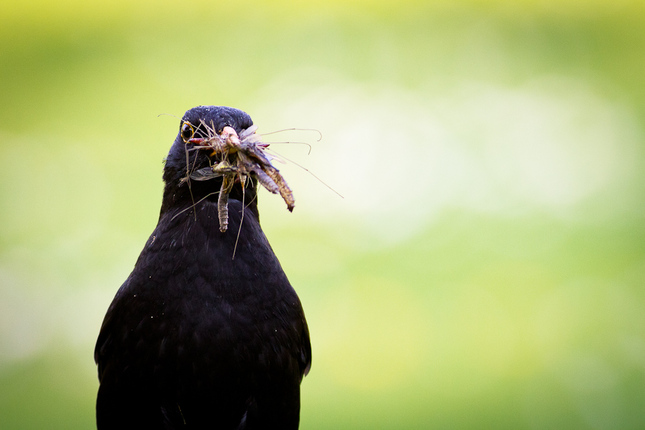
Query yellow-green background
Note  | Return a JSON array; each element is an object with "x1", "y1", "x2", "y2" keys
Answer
[{"x1": 1, "y1": 1, "x2": 644, "y2": 428}]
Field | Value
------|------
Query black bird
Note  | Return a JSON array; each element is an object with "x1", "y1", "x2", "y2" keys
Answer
[{"x1": 94, "y1": 106, "x2": 311, "y2": 429}]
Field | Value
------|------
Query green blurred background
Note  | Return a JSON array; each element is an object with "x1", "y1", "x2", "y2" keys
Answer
[{"x1": 1, "y1": 0, "x2": 644, "y2": 428}]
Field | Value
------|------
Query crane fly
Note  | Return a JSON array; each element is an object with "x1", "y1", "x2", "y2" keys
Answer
[{"x1": 180, "y1": 120, "x2": 295, "y2": 232}]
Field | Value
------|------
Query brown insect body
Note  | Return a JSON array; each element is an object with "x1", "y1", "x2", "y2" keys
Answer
[{"x1": 182, "y1": 121, "x2": 295, "y2": 232}]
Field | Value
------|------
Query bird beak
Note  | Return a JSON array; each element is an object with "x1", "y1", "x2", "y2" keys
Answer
[
  {"x1": 218, "y1": 126, "x2": 241, "y2": 154},
  {"x1": 185, "y1": 126, "x2": 242, "y2": 157}
]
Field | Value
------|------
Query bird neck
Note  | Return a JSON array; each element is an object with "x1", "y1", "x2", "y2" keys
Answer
[{"x1": 159, "y1": 177, "x2": 260, "y2": 222}]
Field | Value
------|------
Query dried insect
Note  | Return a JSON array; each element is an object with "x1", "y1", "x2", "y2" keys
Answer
[{"x1": 181, "y1": 120, "x2": 295, "y2": 232}]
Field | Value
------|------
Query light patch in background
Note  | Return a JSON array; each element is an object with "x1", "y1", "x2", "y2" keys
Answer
[
  {"x1": 0, "y1": 136, "x2": 150, "y2": 365},
  {"x1": 0, "y1": 270, "x2": 50, "y2": 361},
  {"x1": 254, "y1": 73, "x2": 641, "y2": 243},
  {"x1": 314, "y1": 276, "x2": 429, "y2": 391}
]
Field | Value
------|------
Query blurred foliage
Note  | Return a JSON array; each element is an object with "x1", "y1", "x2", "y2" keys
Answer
[{"x1": 1, "y1": 0, "x2": 644, "y2": 429}]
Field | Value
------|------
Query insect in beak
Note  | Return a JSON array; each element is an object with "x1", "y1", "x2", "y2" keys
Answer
[{"x1": 181, "y1": 120, "x2": 295, "y2": 232}]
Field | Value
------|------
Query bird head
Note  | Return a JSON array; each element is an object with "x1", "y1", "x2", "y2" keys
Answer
[{"x1": 161, "y1": 105, "x2": 258, "y2": 215}]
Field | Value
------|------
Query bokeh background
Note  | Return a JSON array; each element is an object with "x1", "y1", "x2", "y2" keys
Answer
[{"x1": 1, "y1": 0, "x2": 644, "y2": 428}]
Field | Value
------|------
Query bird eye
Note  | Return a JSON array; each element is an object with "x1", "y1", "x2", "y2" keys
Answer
[{"x1": 181, "y1": 122, "x2": 195, "y2": 142}]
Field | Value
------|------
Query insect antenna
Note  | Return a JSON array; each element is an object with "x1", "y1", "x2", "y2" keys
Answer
[
  {"x1": 260, "y1": 128, "x2": 322, "y2": 142},
  {"x1": 266, "y1": 148, "x2": 344, "y2": 199},
  {"x1": 170, "y1": 191, "x2": 221, "y2": 222},
  {"x1": 183, "y1": 138, "x2": 199, "y2": 221},
  {"x1": 156, "y1": 113, "x2": 182, "y2": 120},
  {"x1": 231, "y1": 179, "x2": 260, "y2": 261},
  {"x1": 258, "y1": 128, "x2": 322, "y2": 156},
  {"x1": 231, "y1": 176, "x2": 245, "y2": 260},
  {"x1": 262, "y1": 141, "x2": 313, "y2": 156}
]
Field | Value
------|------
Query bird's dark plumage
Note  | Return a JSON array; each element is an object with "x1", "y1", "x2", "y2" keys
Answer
[{"x1": 94, "y1": 106, "x2": 311, "y2": 429}]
